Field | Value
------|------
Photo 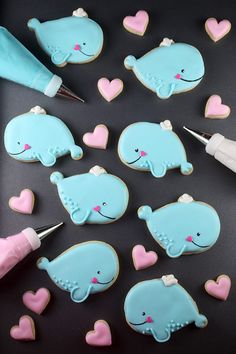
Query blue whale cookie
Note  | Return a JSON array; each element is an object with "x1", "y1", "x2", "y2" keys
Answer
[
  {"x1": 138, "y1": 194, "x2": 221, "y2": 258},
  {"x1": 118, "y1": 120, "x2": 193, "y2": 178},
  {"x1": 124, "y1": 38, "x2": 205, "y2": 99},
  {"x1": 50, "y1": 166, "x2": 129, "y2": 225},
  {"x1": 124, "y1": 275, "x2": 208, "y2": 343},
  {"x1": 38, "y1": 241, "x2": 119, "y2": 303},
  {"x1": 28, "y1": 8, "x2": 104, "y2": 66},
  {"x1": 4, "y1": 106, "x2": 83, "y2": 167}
]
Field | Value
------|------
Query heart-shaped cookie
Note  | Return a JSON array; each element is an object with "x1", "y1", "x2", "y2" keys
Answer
[
  {"x1": 10, "y1": 315, "x2": 35, "y2": 341},
  {"x1": 86, "y1": 320, "x2": 112, "y2": 346},
  {"x1": 205, "y1": 95, "x2": 230, "y2": 119},
  {"x1": 97, "y1": 78, "x2": 123, "y2": 102},
  {"x1": 123, "y1": 10, "x2": 149, "y2": 36},
  {"x1": 205, "y1": 275, "x2": 231, "y2": 300},
  {"x1": 9, "y1": 189, "x2": 35, "y2": 214},
  {"x1": 205, "y1": 18, "x2": 231, "y2": 42},
  {"x1": 22, "y1": 288, "x2": 51, "y2": 314},
  {"x1": 83, "y1": 125, "x2": 109, "y2": 149},
  {"x1": 132, "y1": 245, "x2": 158, "y2": 270}
]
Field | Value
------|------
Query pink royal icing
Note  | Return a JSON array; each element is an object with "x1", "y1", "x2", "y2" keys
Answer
[
  {"x1": 205, "y1": 18, "x2": 231, "y2": 42},
  {"x1": 123, "y1": 10, "x2": 149, "y2": 36},
  {"x1": 22, "y1": 288, "x2": 51, "y2": 314},
  {"x1": 86, "y1": 320, "x2": 112, "y2": 346},
  {"x1": 132, "y1": 245, "x2": 158, "y2": 270},
  {"x1": 97, "y1": 78, "x2": 123, "y2": 102},
  {"x1": 205, "y1": 95, "x2": 230, "y2": 119},
  {"x1": 9, "y1": 189, "x2": 35, "y2": 214},
  {"x1": 83, "y1": 124, "x2": 109, "y2": 149},
  {"x1": 10, "y1": 316, "x2": 35, "y2": 341},
  {"x1": 205, "y1": 275, "x2": 231, "y2": 301}
]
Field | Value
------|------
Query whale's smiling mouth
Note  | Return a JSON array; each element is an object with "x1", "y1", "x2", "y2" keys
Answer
[
  {"x1": 78, "y1": 48, "x2": 94, "y2": 57},
  {"x1": 191, "y1": 240, "x2": 209, "y2": 248},
  {"x1": 129, "y1": 320, "x2": 147, "y2": 326},
  {"x1": 128, "y1": 156, "x2": 142, "y2": 165},
  {"x1": 97, "y1": 211, "x2": 116, "y2": 220},
  {"x1": 97, "y1": 277, "x2": 114, "y2": 285},
  {"x1": 9, "y1": 149, "x2": 27, "y2": 156},
  {"x1": 180, "y1": 75, "x2": 204, "y2": 83}
]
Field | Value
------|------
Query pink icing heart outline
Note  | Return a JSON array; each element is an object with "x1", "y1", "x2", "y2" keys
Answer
[
  {"x1": 22, "y1": 288, "x2": 51, "y2": 315},
  {"x1": 205, "y1": 18, "x2": 231, "y2": 42},
  {"x1": 85, "y1": 320, "x2": 112, "y2": 346},
  {"x1": 205, "y1": 275, "x2": 231, "y2": 301},
  {"x1": 10, "y1": 315, "x2": 35, "y2": 341},
  {"x1": 205, "y1": 95, "x2": 230, "y2": 119},
  {"x1": 123, "y1": 10, "x2": 149, "y2": 36},
  {"x1": 132, "y1": 244, "x2": 158, "y2": 270},
  {"x1": 9, "y1": 189, "x2": 35, "y2": 215},
  {"x1": 83, "y1": 124, "x2": 109, "y2": 149},
  {"x1": 97, "y1": 78, "x2": 123, "y2": 102}
]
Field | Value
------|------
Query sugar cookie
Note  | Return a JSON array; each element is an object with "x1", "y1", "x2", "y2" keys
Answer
[
  {"x1": 132, "y1": 245, "x2": 158, "y2": 270},
  {"x1": 86, "y1": 320, "x2": 112, "y2": 346},
  {"x1": 22, "y1": 288, "x2": 51, "y2": 314},
  {"x1": 97, "y1": 78, "x2": 123, "y2": 102},
  {"x1": 205, "y1": 95, "x2": 230, "y2": 119},
  {"x1": 204, "y1": 275, "x2": 231, "y2": 301},
  {"x1": 10, "y1": 315, "x2": 36, "y2": 341},
  {"x1": 123, "y1": 10, "x2": 149, "y2": 36},
  {"x1": 205, "y1": 18, "x2": 231, "y2": 42},
  {"x1": 9, "y1": 189, "x2": 35, "y2": 214},
  {"x1": 83, "y1": 124, "x2": 109, "y2": 149}
]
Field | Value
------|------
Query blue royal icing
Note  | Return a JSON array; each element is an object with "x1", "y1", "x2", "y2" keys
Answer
[
  {"x1": 37, "y1": 241, "x2": 119, "y2": 303},
  {"x1": 50, "y1": 166, "x2": 129, "y2": 225},
  {"x1": 124, "y1": 39, "x2": 205, "y2": 99},
  {"x1": 138, "y1": 194, "x2": 221, "y2": 258},
  {"x1": 28, "y1": 8, "x2": 104, "y2": 66},
  {"x1": 124, "y1": 276, "x2": 208, "y2": 343},
  {"x1": 4, "y1": 106, "x2": 83, "y2": 167},
  {"x1": 118, "y1": 120, "x2": 193, "y2": 178}
]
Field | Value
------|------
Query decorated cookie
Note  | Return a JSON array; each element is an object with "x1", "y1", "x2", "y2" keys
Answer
[
  {"x1": 124, "y1": 276, "x2": 208, "y2": 343},
  {"x1": 83, "y1": 124, "x2": 109, "y2": 149},
  {"x1": 9, "y1": 189, "x2": 35, "y2": 214},
  {"x1": 123, "y1": 10, "x2": 149, "y2": 36},
  {"x1": 22, "y1": 288, "x2": 51, "y2": 314},
  {"x1": 124, "y1": 38, "x2": 204, "y2": 99},
  {"x1": 205, "y1": 95, "x2": 230, "y2": 119},
  {"x1": 204, "y1": 275, "x2": 231, "y2": 301},
  {"x1": 132, "y1": 245, "x2": 158, "y2": 270},
  {"x1": 28, "y1": 8, "x2": 103, "y2": 66},
  {"x1": 205, "y1": 18, "x2": 231, "y2": 42},
  {"x1": 97, "y1": 78, "x2": 124, "y2": 102},
  {"x1": 118, "y1": 121, "x2": 193, "y2": 178},
  {"x1": 37, "y1": 241, "x2": 119, "y2": 303},
  {"x1": 50, "y1": 166, "x2": 129, "y2": 225},
  {"x1": 86, "y1": 320, "x2": 112, "y2": 346},
  {"x1": 10, "y1": 315, "x2": 36, "y2": 341},
  {"x1": 138, "y1": 194, "x2": 221, "y2": 258},
  {"x1": 4, "y1": 106, "x2": 83, "y2": 167}
]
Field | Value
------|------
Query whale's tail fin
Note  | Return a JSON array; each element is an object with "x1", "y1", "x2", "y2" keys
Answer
[
  {"x1": 137, "y1": 205, "x2": 152, "y2": 221},
  {"x1": 28, "y1": 18, "x2": 41, "y2": 31},
  {"x1": 70, "y1": 145, "x2": 83, "y2": 160},
  {"x1": 50, "y1": 171, "x2": 64, "y2": 185},
  {"x1": 195, "y1": 314, "x2": 208, "y2": 328},
  {"x1": 180, "y1": 161, "x2": 193, "y2": 175},
  {"x1": 124, "y1": 56, "x2": 136, "y2": 70},
  {"x1": 37, "y1": 257, "x2": 50, "y2": 271}
]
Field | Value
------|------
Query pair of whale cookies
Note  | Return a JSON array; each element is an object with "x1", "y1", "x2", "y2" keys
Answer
[
  {"x1": 50, "y1": 166, "x2": 129, "y2": 225},
  {"x1": 138, "y1": 194, "x2": 221, "y2": 258},
  {"x1": 4, "y1": 106, "x2": 83, "y2": 167},
  {"x1": 124, "y1": 275, "x2": 208, "y2": 343},
  {"x1": 38, "y1": 241, "x2": 119, "y2": 303},
  {"x1": 118, "y1": 120, "x2": 193, "y2": 178},
  {"x1": 28, "y1": 8, "x2": 103, "y2": 66},
  {"x1": 124, "y1": 38, "x2": 205, "y2": 99}
]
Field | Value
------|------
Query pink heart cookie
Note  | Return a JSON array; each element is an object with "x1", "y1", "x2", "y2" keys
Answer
[
  {"x1": 10, "y1": 315, "x2": 36, "y2": 341},
  {"x1": 22, "y1": 288, "x2": 51, "y2": 315},
  {"x1": 205, "y1": 275, "x2": 231, "y2": 300},
  {"x1": 9, "y1": 189, "x2": 35, "y2": 214},
  {"x1": 132, "y1": 245, "x2": 158, "y2": 270},
  {"x1": 123, "y1": 10, "x2": 149, "y2": 36},
  {"x1": 205, "y1": 95, "x2": 230, "y2": 119},
  {"x1": 97, "y1": 78, "x2": 123, "y2": 102},
  {"x1": 86, "y1": 320, "x2": 112, "y2": 346},
  {"x1": 205, "y1": 18, "x2": 231, "y2": 42},
  {"x1": 83, "y1": 125, "x2": 109, "y2": 149}
]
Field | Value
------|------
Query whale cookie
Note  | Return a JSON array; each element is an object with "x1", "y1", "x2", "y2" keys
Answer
[
  {"x1": 124, "y1": 38, "x2": 204, "y2": 99},
  {"x1": 118, "y1": 120, "x2": 193, "y2": 178},
  {"x1": 50, "y1": 166, "x2": 129, "y2": 225},
  {"x1": 124, "y1": 275, "x2": 208, "y2": 343},
  {"x1": 138, "y1": 194, "x2": 221, "y2": 258},
  {"x1": 28, "y1": 8, "x2": 103, "y2": 66},
  {"x1": 4, "y1": 106, "x2": 83, "y2": 167},
  {"x1": 37, "y1": 241, "x2": 119, "y2": 303}
]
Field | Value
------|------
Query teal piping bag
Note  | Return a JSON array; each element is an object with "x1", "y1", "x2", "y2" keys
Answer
[{"x1": 0, "y1": 27, "x2": 84, "y2": 102}]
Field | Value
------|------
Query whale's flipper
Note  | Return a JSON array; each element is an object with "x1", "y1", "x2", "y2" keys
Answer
[
  {"x1": 51, "y1": 51, "x2": 71, "y2": 66},
  {"x1": 166, "y1": 243, "x2": 186, "y2": 258},
  {"x1": 155, "y1": 83, "x2": 176, "y2": 99},
  {"x1": 195, "y1": 314, "x2": 208, "y2": 328},
  {"x1": 145, "y1": 160, "x2": 167, "y2": 178},
  {"x1": 70, "y1": 208, "x2": 91, "y2": 225},
  {"x1": 149, "y1": 328, "x2": 171, "y2": 343},
  {"x1": 180, "y1": 161, "x2": 193, "y2": 175},
  {"x1": 70, "y1": 145, "x2": 83, "y2": 160},
  {"x1": 70, "y1": 285, "x2": 93, "y2": 303},
  {"x1": 37, "y1": 151, "x2": 56, "y2": 167}
]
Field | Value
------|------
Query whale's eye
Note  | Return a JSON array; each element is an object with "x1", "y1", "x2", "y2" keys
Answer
[
  {"x1": 102, "y1": 202, "x2": 107, "y2": 206},
  {"x1": 142, "y1": 312, "x2": 146, "y2": 316},
  {"x1": 83, "y1": 42, "x2": 86, "y2": 45},
  {"x1": 97, "y1": 271, "x2": 100, "y2": 274},
  {"x1": 17, "y1": 142, "x2": 20, "y2": 145},
  {"x1": 135, "y1": 148, "x2": 139, "y2": 152},
  {"x1": 197, "y1": 232, "x2": 201, "y2": 236},
  {"x1": 181, "y1": 69, "x2": 185, "y2": 73}
]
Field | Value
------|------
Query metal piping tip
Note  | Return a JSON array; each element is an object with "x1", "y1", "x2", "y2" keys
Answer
[
  {"x1": 56, "y1": 84, "x2": 85, "y2": 102},
  {"x1": 35, "y1": 222, "x2": 64, "y2": 241},
  {"x1": 183, "y1": 126, "x2": 212, "y2": 146}
]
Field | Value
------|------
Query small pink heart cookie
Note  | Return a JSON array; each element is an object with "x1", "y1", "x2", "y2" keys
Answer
[
  {"x1": 205, "y1": 274, "x2": 231, "y2": 301},
  {"x1": 97, "y1": 78, "x2": 123, "y2": 102},
  {"x1": 83, "y1": 125, "x2": 109, "y2": 149},
  {"x1": 10, "y1": 315, "x2": 36, "y2": 341},
  {"x1": 9, "y1": 189, "x2": 35, "y2": 214},
  {"x1": 123, "y1": 10, "x2": 149, "y2": 36},
  {"x1": 205, "y1": 95, "x2": 230, "y2": 119},
  {"x1": 205, "y1": 18, "x2": 231, "y2": 42},
  {"x1": 132, "y1": 244, "x2": 158, "y2": 270},
  {"x1": 22, "y1": 288, "x2": 51, "y2": 315},
  {"x1": 86, "y1": 320, "x2": 112, "y2": 346}
]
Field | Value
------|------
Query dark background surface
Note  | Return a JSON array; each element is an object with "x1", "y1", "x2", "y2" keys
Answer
[{"x1": 0, "y1": 0, "x2": 235, "y2": 353}]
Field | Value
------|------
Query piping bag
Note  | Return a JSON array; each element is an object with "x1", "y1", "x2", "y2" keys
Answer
[{"x1": 0, "y1": 27, "x2": 84, "y2": 102}]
